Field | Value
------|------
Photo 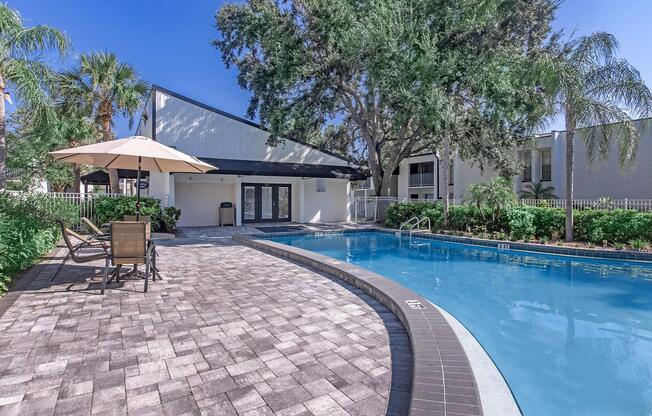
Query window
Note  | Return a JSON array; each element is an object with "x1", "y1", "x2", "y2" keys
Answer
[
  {"x1": 541, "y1": 149, "x2": 552, "y2": 181},
  {"x1": 409, "y1": 162, "x2": 435, "y2": 187},
  {"x1": 521, "y1": 151, "x2": 532, "y2": 182},
  {"x1": 448, "y1": 161, "x2": 454, "y2": 186}
]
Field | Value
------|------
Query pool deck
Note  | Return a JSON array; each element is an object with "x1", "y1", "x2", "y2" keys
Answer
[{"x1": 0, "y1": 232, "x2": 412, "y2": 415}]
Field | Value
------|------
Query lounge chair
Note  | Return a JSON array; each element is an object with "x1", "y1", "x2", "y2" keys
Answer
[
  {"x1": 101, "y1": 221, "x2": 155, "y2": 294},
  {"x1": 81, "y1": 217, "x2": 108, "y2": 238},
  {"x1": 53, "y1": 220, "x2": 110, "y2": 280}
]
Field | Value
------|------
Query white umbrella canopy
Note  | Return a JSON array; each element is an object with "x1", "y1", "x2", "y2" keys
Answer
[
  {"x1": 49, "y1": 135, "x2": 217, "y2": 173},
  {"x1": 49, "y1": 136, "x2": 217, "y2": 218}
]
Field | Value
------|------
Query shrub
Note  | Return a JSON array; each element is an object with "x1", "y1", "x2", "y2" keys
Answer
[
  {"x1": 95, "y1": 196, "x2": 163, "y2": 230},
  {"x1": 384, "y1": 200, "x2": 652, "y2": 247},
  {"x1": 525, "y1": 206, "x2": 565, "y2": 239},
  {"x1": 385, "y1": 201, "x2": 437, "y2": 229},
  {"x1": 628, "y1": 239, "x2": 649, "y2": 251},
  {"x1": 161, "y1": 207, "x2": 182, "y2": 233},
  {"x1": 94, "y1": 196, "x2": 183, "y2": 233},
  {"x1": 507, "y1": 208, "x2": 536, "y2": 240},
  {"x1": 0, "y1": 191, "x2": 78, "y2": 294}
]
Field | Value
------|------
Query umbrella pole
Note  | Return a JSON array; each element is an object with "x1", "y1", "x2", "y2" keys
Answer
[{"x1": 136, "y1": 156, "x2": 141, "y2": 221}]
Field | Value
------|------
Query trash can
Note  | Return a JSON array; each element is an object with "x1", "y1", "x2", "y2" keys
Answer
[{"x1": 219, "y1": 202, "x2": 235, "y2": 226}]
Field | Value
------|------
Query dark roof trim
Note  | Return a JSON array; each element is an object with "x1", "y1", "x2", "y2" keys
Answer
[
  {"x1": 149, "y1": 84, "x2": 354, "y2": 164},
  {"x1": 81, "y1": 169, "x2": 150, "y2": 185},
  {"x1": 198, "y1": 158, "x2": 367, "y2": 180}
]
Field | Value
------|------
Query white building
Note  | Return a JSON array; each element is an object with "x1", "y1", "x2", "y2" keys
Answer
[
  {"x1": 374, "y1": 118, "x2": 652, "y2": 201},
  {"x1": 136, "y1": 85, "x2": 364, "y2": 227}
]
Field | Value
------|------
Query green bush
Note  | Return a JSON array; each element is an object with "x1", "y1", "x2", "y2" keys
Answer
[
  {"x1": 161, "y1": 207, "x2": 182, "y2": 233},
  {"x1": 95, "y1": 196, "x2": 163, "y2": 230},
  {"x1": 385, "y1": 201, "x2": 438, "y2": 229},
  {"x1": 507, "y1": 208, "x2": 536, "y2": 240},
  {"x1": 94, "y1": 196, "x2": 183, "y2": 233},
  {"x1": 0, "y1": 191, "x2": 78, "y2": 293},
  {"x1": 523, "y1": 206, "x2": 565, "y2": 239},
  {"x1": 384, "y1": 201, "x2": 652, "y2": 246}
]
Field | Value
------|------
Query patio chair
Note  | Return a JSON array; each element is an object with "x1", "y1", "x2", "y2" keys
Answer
[
  {"x1": 53, "y1": 220, "x2": 110, "y2": 280},
  {"x1": 123, "y1": 215, "x2": 151, "y2": 240},
  {"x1": 81, "y1": 217, "x2": 108, "y2": 238},
  {"x1": 101, "y1": 221, "x2": 155, "y2": 294}
]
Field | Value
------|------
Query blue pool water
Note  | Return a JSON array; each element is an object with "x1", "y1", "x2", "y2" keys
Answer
[{"x1": 270, "y1": 231, "x2": 652, "y2": 416}]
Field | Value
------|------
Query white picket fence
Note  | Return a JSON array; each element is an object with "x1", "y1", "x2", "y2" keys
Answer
[
  {"x1": 5, "y1": 191, "x2": 122, "y2": 229},
  {"x1": 519, "y1": 198, "x2": 652, "y2": 211},
  {"x1": 351, "y1": 196, "x2": 652, "y2": 223}
]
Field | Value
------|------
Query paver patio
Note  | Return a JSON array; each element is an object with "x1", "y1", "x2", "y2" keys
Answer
[{"x1": 0, "y1": 233, "x2": 411, "y2": 415}]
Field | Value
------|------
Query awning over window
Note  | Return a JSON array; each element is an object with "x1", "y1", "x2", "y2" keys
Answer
[
  {"x1": 81, "y1": 169, "x2": 150, "y2": 185},
  {"x1": 198, "y1": 158, "x2": 367, "y2": 180}
]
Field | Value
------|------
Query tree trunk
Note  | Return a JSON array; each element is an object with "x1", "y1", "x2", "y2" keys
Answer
[
  {"x1": 565, "y1": 115, "x2": 575, "y2": 242},
  {"x1": 101, "y1": 116, "x2": 120, "y2": 194},
  {"x1": 72, "y1": 164, "x2": 81, "y2": 193},
  {"x1": 441, "y1": 133, "x2": 451, "y2": 226},
  {"x1": 0, "y1": 77, "x2": 6, "y2": 190}
]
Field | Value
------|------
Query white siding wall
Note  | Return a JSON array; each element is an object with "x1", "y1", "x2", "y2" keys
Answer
[
  {"x1": 562, "y1": 121, "x2": 652, "y2": 198},
  {"x1": 300, "y1": 178, "x2": 349, "y2": 222},
  {"x1": 452, "y1": 158, "x2": 499, "y2": 199},
  {"x1": 135, "y1": 93, "x2": 153, "y2": 139},
  {"x1": 154, "y1": 90, "x2": 351, "y2": 166}
]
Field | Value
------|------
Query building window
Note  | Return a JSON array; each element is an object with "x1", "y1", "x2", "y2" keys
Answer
[
  {"x1": 409, "y1": 162, "x2": 434, "y2": 187},
  {"x1": 541, "y1": 149, "x2": 551, "y2": 181},
  {"x1": 521, "y1": 151, "x2": 532, "y2": 182},
  {"x1": 448, "y1": 161, "x2": 454, "y2": 186}
]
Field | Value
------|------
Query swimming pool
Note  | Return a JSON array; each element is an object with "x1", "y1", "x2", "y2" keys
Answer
[{"x1": 269, "y1": 231, "x2": 652, "y2": 416}]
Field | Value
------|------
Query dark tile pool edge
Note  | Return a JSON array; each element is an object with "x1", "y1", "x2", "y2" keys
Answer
[{"x1": 235, "y1": 233, "x2": 495, "y2": 416}]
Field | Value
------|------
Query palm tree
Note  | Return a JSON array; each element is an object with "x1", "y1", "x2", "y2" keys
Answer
[
  {"x1": 519, "y1": 181, "x2": 557, "y2": 200},
  {"x1": 57, "y1": 52, "x2": 149, "y2": 193},
  {"x1": 482, "y1": 177, "x2": 518, "y2": 222},
  {"x1": 0, "y1": 4, "x2": 69, "y2": 189},
  {"x1": 549, "y1": 33, "x2": 652, "y2": 241}
]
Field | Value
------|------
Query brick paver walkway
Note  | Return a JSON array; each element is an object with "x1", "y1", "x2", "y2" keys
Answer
[{"x1": 0, "y1": 236, "x2": 411, "y2": 415}]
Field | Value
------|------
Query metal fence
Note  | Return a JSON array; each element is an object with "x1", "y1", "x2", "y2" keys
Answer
[
  {"x1": 5, "y1": 191, "x2": 122, "y2": 229},
  {"x1": 519, "y1": 198, "x2": 652, "y2": 211},
  {"x1": 350, "y1": 195, "x2": 652, "y2": 223},
  {"x1": 353, "y1": 196, "x2": 399, "y2": 222}
]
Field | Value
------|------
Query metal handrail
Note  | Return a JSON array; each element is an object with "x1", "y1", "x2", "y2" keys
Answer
[
  {"x1": 400, "y1": 216, "x2": 420, "y2": 232},
  {"x1": 409, "y1": 217, "x2": 431, "y2": 233}
]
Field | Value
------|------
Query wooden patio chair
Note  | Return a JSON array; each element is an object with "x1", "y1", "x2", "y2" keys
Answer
[
  {"x1": 101, "y1": 221, "x2": 155, "y2": 294},
  {"x1": 53, "y1": 220, "x2": 110, "y2": 280}
]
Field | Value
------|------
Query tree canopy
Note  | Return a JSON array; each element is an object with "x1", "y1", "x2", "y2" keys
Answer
[{"x1": 214, "y1": 0, "x2": 557, "y2": 195}]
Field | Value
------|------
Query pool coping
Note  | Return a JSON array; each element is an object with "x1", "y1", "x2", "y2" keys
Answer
[
  {"x1": 385, "y1": 228, "x2": 652, "y2": 262},
  {"x1": 254, "y1": 226, "x2": 652, "y2": 262},
  {"x1": 235, "y1": 232, "x2": 522, "y2": 416}
]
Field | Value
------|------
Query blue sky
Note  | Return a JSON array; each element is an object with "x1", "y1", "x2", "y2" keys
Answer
[{"x1": 13, "y1": 0, "x2": 652, "y2": 136}]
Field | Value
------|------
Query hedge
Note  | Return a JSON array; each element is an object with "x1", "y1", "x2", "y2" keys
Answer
[
  {"x1": 94, "y1": 196, "x2": 181, "y2": 233},
  {"x1": 0, "y1": 192, "x2": 78, "y2": 294},
  {"x1": 385, "y1": 201, "x2": 652, "y2": 244}
]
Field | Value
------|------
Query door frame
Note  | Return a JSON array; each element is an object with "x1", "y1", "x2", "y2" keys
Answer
[{"x1": 241, "y1": 183, "x2": 292, "y2": 223}]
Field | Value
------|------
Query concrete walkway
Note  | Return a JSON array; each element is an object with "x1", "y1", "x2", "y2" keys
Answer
[{"x1": 0, "y1": 234, "x2": 411, "y2": 415}]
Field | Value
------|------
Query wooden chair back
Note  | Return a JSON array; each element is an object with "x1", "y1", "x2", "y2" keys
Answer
[{"x1": 110, "y1": 221, "x2": 147, "y2": 266}]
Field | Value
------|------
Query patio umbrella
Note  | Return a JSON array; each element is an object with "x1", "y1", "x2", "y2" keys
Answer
[{"x1": 50, "y1": 135, "x2": 217, "y2": 218}]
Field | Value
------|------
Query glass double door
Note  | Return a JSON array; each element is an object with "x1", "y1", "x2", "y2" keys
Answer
[{"x1": 242, "y1": 184, "x2": 291, "y2": 223}]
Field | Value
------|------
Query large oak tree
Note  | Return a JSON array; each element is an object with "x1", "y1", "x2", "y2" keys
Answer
[{"x1": 214, "y1": 0, "x2": 556, "y2": 197}]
